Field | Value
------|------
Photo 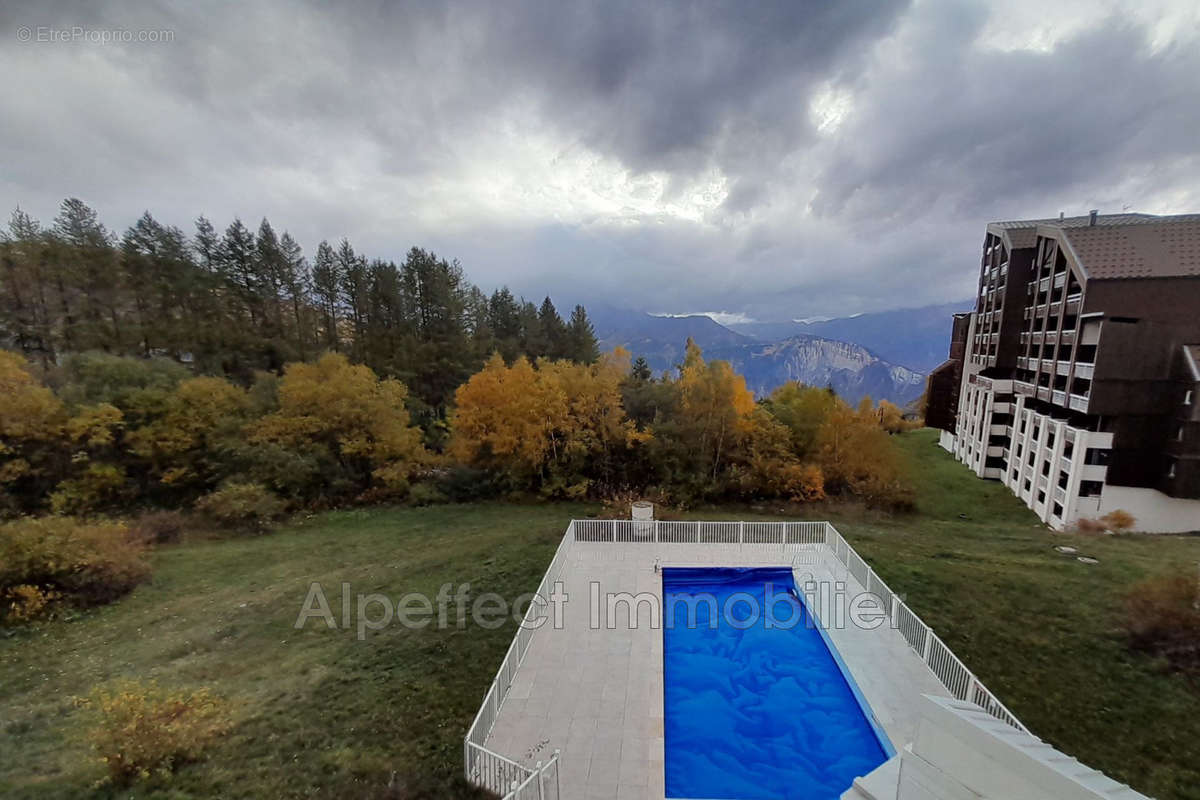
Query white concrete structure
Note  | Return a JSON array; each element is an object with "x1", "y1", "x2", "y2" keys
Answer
[
  {"x1": 844, "y1": 695, "x2": 1149, "y2": 800},
  {"x1": 464, "y1": 520, "x2": 1147, "y2": 800}
]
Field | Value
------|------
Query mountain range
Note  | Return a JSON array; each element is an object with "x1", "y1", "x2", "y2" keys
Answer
[
  {"x1": 588, "y1": 303, "x2": 948, "y2": 406},
  {"x1": 724, "y1": 300, "x2": 974, "y2": 372}
]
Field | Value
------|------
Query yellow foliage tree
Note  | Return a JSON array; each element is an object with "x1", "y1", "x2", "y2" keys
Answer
[
  {"x1": 815, "y1": 398, "x2": 912, "y2": 509},
  {"x1": 763, "y1": 382, "x2": 840, "y2": 457},
  {"x1": 450, "y1": 350, "x2": 645, "y2": 495},
  {"x1": 676, "y1": 339, "x2": 757, "y2": 481},
  {"x1": 129, "y1": 376, "x2": 252, "y2": 490},
  {"x1": 0, "y1": 350, "x2": 66, "y2": 506},
  {"x1": 249, "y1": 353, "x2": 425, "y2": 495}
]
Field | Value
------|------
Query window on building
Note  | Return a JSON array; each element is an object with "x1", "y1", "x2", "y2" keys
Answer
[
  {"x1": 1024, "y1": 479, "x2": 1032, "y2": 491},
  {"x1": 1084, "y1": 448, "x2": 1109, "y2": 466},
  {"x1": 1037, "y1": 490, "x2": 1046, "y2": 504},
  {"x1": 1052, "y1": 502, "x2": 1063, "y2": 519},
  {"x1": 1079, "y1": 481, "x2": 1103, "y2": 497}
]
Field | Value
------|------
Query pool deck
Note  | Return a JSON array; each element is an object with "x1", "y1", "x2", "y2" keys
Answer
[{"x1": 484, "y1": 541, "x2": 951, "y2": 800}]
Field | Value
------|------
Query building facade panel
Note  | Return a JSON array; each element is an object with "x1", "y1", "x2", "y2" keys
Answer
[{"x1": 949, "y1": 213, "x2": 1200, "y2": 532}]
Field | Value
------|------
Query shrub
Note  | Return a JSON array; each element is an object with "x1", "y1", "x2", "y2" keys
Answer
[
  {"x1": 76, "y1": 680, "x2": 231, "y2": 784},
  {"x1": 128, "y1": 510, "x2": 188, "y2": 545},
  {"x1": 194, "y1": 482, "x2": 285, "y2": 531},
  {"x1": 0, "y1": 517, "x2": 149, "y2": 619},
  {"x1": 1124, "y1": 569, "x2": 1200, "y2": 673},
  {"x1": 49, "y1": 463, "x2": 130, "y2": 515},
  {"x1": 405, "y1": 481, "x2": 448, "y2": 507},
  {"x1": 1075, "y1": 510, "x2": 1138, "y2": 534},
  {"x1": 5, "y1": 584, "x2": 61, "y2": 622},
  {"x1": 1102, "y1": 509, "x2": 1136, "y2": 532}
]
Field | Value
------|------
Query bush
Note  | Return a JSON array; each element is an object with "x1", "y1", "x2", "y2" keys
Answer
[
  {"x1": 0, "y1": 517, "x2": 150, "y2": 620},
  {"x1": 1076, "y1": 509, "x2": 1138, "y2": 534},
  {"x1": 76, "y1": 680, "x2": 231, "y2": 784},
  {"x1": 435, "y1": 466, "x2": 503, "y2": 503},
  {"x1": 194, "y1": 482, "x2": 285, "y2": 531},
  {"x1": 1102, "y1": 509, "x2": 1136, "y2": 532},
  {"x1": 128, "y1": 510, "x2": 188, "y2": 545},
  {"x1": 405, "y1": 481, "x2": 448, "y2": 507},
  {"x1": 49, "y1": 463, "x2": 130, "y2": 515},
  {"x1": 5, "y1": 583, "x2": 61, "y2": 622},
  {"x1": 1124, "y1": 569, "x2": 1200, "y2": 673}
]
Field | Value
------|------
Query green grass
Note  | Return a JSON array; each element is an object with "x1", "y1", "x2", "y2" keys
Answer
[
  {"x1": 0, "y1": 504, "x2": 594, "y2": 799},
  {"x1": 834, "y1": 430, "x2": 1200, "y2": 800},
  {"x1": 2, "y1": 432, "x2": 1198, "y2": 798}
]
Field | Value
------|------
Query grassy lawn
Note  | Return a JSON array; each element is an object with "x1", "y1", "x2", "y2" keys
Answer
[
  {"x1": 2, "y1": 430, "x2": 1198, "y2": 798},
  {"x1": 0, "y1": 504, "x2": 592, "y2": 799},
  {"x1": 838, "y1": 430, "x2": 1200, "y2": 800}
]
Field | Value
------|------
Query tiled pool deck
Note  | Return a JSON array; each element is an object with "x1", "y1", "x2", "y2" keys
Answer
[{"x1": 483, "y1": 541, "x2": 951, "y2": 800}]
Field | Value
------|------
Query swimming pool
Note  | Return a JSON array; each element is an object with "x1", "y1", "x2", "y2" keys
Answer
[{"x1": 662, "y1": 566, "x2": 891, "y2": 800}]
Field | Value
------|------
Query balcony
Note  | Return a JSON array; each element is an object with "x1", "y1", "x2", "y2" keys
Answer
[
  {"x1": 1052, "y1": 389, "x2": 1067, "y2": 406},
  {"x1": 1055, "y1": 361, "x2": 1071, "y2": 376},
  {"x1": 1060, "y1": 456, "x2": 1072, "y2": 473},
  {"x1": 1065, "y1": 293, "x2": 1082, "y2": 313},
  {"x1": 1059, "y1": 329, "x2": 1075, "y2": 346},
  {"x1": 1037, "y1": 386, "x2": 1052, "y2": 402},
  {"x1": 1054, "y1": 486, "x2": 1067, "y2": 505},
  {"x1": 1014, "y1": 379, "x2": 1035, "y2": 397},
  {"x1": 1053, "y1": 272, "x2": 1067, "y2": 289},
  {"x1": 1074, "y1": 362, "x2": 1093, "y2": 380},
  {"x1": 1069, "y1": 393, "x2": 1088, "y2": 412}
]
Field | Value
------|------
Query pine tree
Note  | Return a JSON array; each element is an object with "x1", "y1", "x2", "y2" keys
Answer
[
  {"x1": 336, "y1": 239, "x2": 368, "y2": 361},
  {"x1": 278, "y1": 232, "x2": 310, "y2": 358},
  {"x1": 311, "y1": 240, "x2": 340, "y2": 351},
  {"x1": 566, "y1": 304, "x2": 599, "y2": 363},
  {"x1": 52, "y1": 198, "x2": 118, "y2": 351},
  {"x1": 537, "y1": 296, "x2": 568, "y2": 360},
  {"x1": 488, "y1": 287, "x2": 522, "y2": 362}
]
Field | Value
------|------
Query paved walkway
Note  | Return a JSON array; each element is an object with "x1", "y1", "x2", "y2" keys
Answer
[{"x1": 484, "y1": 541, "x2": 950, "y2": 800}]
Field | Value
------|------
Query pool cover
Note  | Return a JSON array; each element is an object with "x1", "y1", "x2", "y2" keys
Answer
[{"x1": 662, "y1": 566, "x2": 890, "y2": 800}]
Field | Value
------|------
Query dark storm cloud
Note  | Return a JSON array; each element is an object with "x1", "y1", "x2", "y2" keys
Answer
[
  {"x1": 1, "y1": 0, "x2": 1197, "y2": 324},
  {"x1": 811, "y1": 7, "x2": 1200, "y2": 224}
]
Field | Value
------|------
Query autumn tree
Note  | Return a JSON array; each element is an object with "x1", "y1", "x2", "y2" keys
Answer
[
  {"x1": 0, "y1": 350, "x2": 65, "y2": 512},
  {"x1": 450, "y1": 351, "x2": 645, "y2": 496},
  {"x1": 248, "y1": 353, "x2": 425, "y2": 500}
]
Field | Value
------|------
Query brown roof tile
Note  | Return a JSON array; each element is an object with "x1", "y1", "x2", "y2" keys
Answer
[
  {"x1": 988, "y1": 213, "x2": 1157, "y2": 250},
  {"x1": 1058, "y1": 216, "x2": 1200, "y2": 279}
]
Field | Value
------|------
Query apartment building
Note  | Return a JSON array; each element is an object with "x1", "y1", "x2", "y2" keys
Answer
[
  {"x1": 933, "y1": 212, "x2": 1200, "y2": 532},
  {"x1": 927, "y1": 312, "x2": 971, "y2": 449}
]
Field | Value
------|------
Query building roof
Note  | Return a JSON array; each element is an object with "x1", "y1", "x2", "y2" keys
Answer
[
  {"x1": 1056, "y1": 215, "x2": 1200, "y2": 279},
  {"x1": 986, "y1": 212, "x2": 1200, "y2": 278},
  {"x1": 988, "y1": 214, "x2": 1157, "y2": 250}
]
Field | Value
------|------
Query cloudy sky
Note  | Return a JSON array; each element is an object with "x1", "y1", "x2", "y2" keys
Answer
[{"x1": 2, "y1": 0, "x2": 1199, "y2": 323}]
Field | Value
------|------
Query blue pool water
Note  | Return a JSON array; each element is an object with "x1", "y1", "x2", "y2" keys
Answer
[{"x1": 662, "y1": 567, "x2": 890, "y2": 800}]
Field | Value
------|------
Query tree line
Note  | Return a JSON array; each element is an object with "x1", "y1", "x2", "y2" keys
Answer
[
  {"x1": 0, "y1": 199, "x2": 600, "y2": 438},
  {"x1": 1, "y1": 340, "x2": 914, "y2": 520}
]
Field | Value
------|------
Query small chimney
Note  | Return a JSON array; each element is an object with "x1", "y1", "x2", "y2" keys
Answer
[
  {"x1": 1088, "y1": 209, "x2": 1098, "y2": 226},
  {"x1": 1059, "y1": 211, "x2": 1064, "y2": 221}
]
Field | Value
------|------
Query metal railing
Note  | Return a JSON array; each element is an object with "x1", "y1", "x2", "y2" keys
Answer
[
  {"x1": 463, "y1": 518, "x2": 1028, "y2": 796},
  {"x1": 463, "y1": 524, "x2": 573, "y2": 797}
]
